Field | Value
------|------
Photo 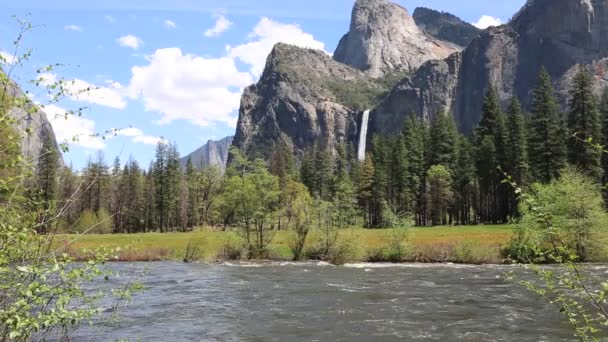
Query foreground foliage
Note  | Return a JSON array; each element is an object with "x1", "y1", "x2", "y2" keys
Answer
[{"x1": 0, "y1": 20, "x2": 139, "y2": 340}]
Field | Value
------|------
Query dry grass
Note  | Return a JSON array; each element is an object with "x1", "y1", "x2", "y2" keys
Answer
[{"x1": 59, "y1": 225, "x2": 513, "y2": 264}]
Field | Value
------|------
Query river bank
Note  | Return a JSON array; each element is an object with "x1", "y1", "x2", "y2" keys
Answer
[{"x1": 58, "y1": 225, "x2": 518, "y2": 264}]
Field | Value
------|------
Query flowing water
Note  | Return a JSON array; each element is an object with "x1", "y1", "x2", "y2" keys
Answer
[
  {"x1": 357, "y1": 110, "x2": 371, "y2": 161},
  {"x1": 79, "y1": 262, "x2": 608, "y2": 341}
]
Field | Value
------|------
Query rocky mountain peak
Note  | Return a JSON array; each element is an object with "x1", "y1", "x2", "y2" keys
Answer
[
  {"x1": 333, "y1": 0, "x2": 460, "y2": 78},
  {"x1": 181, "y1": 136, "x2": 233, "y2": 170},
  {"x1": 413, "y1": 7, "x2": 481, "y2": 48}
]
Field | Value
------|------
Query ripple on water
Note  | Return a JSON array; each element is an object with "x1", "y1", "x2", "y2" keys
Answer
[{"x1": 81, "y1": 262, "x2": 588, "y2": 342}]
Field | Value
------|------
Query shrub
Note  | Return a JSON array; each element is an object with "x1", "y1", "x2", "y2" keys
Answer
[
  {"x1": 220, "y1": 233, "x2": 244, "y2": 260},
  {"x1": 506, "y1": 167, "x2": 607, "y2": 263}
]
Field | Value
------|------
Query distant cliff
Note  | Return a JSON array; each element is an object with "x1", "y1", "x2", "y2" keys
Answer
[
  {"x1": 2, "y1": 69, "x2": 61, "y2": 166},
  {"x1": 181, "y1": 136, "x2": 233, "y2": 169},
  {"x1": 372, "y1": 0, "x2": 608, "y2": 135}
]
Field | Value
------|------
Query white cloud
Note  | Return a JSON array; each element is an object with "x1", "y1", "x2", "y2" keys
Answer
[
  {"x1": 128, "y1": 47, "x2": 253, "y2": 127},
  {"x1": 204, "y1": 15, "x2": 233, "y2": 37},
  {"x1": 0, "y1": 51, "x2": 15, "y2": 65},
  {"x1": 117, "y1": 35, "x2": 143, "y2": 50},
  {"x1": 115, "y1": 127, "x2": 164, "y2": 145},
  {"x1": 105, "y1": 15, "x2": 116, "y2": 23},
  {"x1": 64, "y1": 25, "x2": 82, "y2": 32},
  {"x1": 164, "y1": 20, "x2": 176, "y2": 29},
  {"x1": 44, "y1": 104, "x2": 106, "y2": 150},
  {"x1": 473, "y1": 15, "x2": 503, "y2": 29},
  {"x1": 39, "y1": 73, "x2": 127, "y2": 109},
  {"x1": 227, "y1": 17, "x2": 326, "y2": 76},
  {"x1": 125, "y1": 18, "x2": 324, "y2": 128}
]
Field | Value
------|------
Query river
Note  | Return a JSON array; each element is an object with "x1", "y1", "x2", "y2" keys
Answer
[{"x1": 78, "y1": 262, "x2": 607, "y2": 341}]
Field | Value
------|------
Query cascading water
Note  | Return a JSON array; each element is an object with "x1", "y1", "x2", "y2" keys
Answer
[{"x1": 357, "y1": 109, "x2": 371, "y2": 161}]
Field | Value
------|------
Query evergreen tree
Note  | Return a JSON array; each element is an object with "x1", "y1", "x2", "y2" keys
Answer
[
  {"x1": 185, "y1": 157, "x2": 199, "y2": 229},
  {"x1": 528, "y1": 67, "x2": 567, "y2": 183},
  {"x1": 300, "y1": 148, "x2": 315, "y2": 194},
  {"x1": 427, "y1": 165, "x2": 454, "y2": 226},
  {"x1": 453, "y1": 136, "x2": 476, "y2": 225},
  {"x1": 476, "y1": 135, "x2": 497, "y2": 223},
  {"x1": 314, "y1": 147, "x2": 334, "y2": 201},
  {"x1": 475, "y1": 86, "x2": 508, "y2": 223},
  {"x1": 505, "y1": 97, "x2": 529, "y2": 216},
  {"x1": 567, "y1": 65, "x2": 602, "y2": 179},
  {"x1": 358, "y1": 154, "x2": 375, "y2": 228},
  {"x1": 505, "y1": 97, "x2": 529, "y2": 185},
  {"x1": 401, "y1": 116, "x2": 427, "y2": 219},
  {"x1": 35, "y1": 134, "x2": 59, "y2": 234},
  {"x1": 166, "y1": 142, "x2": 182, "y2": 230},
  {"x1": 153, "y1": 141, "x2": 169, "y2": 232},
  {"x1": 428, "y1": 112, "x2": 459, "y2": 171}
]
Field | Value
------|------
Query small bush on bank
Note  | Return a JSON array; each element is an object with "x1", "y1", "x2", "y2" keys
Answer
[
  {"x1": 506, "y1": 168, "x2": 608, "y2": 263},
  {"x1": 304, "y1": 229, "x2": 365, "y2": 265},
  {"x1": 220, "y1": 233, "x2": 244, "y2": 260}
]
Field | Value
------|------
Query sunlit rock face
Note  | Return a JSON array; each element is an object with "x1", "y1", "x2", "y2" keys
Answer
[{"x1": 333, "y1": 0, "x2": 460, "y2": 78}]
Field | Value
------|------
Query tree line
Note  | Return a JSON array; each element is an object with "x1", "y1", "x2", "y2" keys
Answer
[{"x1": 31, "y1": 65, "x2": 608, "y2": 233}]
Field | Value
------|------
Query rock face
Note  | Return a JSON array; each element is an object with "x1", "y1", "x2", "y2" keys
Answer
[
  {"x1": 333, "y1": 0, "x2": 460, "y2": 78},
  {"x1": 413, "y1": 7, "x2": 481, "y2": 48},
  {"x1": 2, "y1": 71, "x2": 61, "y2": 165},
  {"x1": 372, "y1": 52, "x2": 462, "y2": 137},
  {"x1": 373, "y1": 0, "x2": 608, "y2": 135},
  {"x1": 181, "y1": 136, "x2": 233, "y2": 170},
  {"x1": 233, "y1": 43, "x2": 377, "y2": 160}
]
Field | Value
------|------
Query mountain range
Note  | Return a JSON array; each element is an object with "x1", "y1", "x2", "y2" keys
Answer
[
  {"x1": 14, "y1": 0, "x2": 608, "y2": 170},
  {"x1": 231, "y1": 0, "x2": 608, "y2": 164}
]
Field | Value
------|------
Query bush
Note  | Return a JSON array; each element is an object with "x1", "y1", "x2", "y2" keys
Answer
[
  {"x1": 73, "y1": 209, "x2": 113, "y2": 234},
  {"x1": 506, "y1": 168, "x2": 607, "y2": 263},
  {"x1": 220, "y1": 233, "x2": 244, "y2": 260},
  {"x1": 304, "y1": 229, "x2": 364, "y2": 265}
]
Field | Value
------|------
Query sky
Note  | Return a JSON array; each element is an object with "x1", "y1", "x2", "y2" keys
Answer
[{"x1": 1, "y1": 0, "x2": 526, "y2": 170}]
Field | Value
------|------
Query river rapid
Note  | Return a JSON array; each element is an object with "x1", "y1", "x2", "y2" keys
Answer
[{"x1": 78, "y1": 262, "x2": 608, "y2": 341}]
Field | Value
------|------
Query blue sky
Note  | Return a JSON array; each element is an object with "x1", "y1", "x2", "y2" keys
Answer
[{"x1": 1, "y1": 0, "x2": 526, "y2": 170}]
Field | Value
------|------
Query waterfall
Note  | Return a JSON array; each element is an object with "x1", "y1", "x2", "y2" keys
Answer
[{"x1": 357, "y1": 109, "x2": 371, "y2": 161}]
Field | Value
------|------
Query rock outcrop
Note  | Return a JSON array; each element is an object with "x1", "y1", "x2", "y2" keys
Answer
[
  {"x1": 373, "y1": 0, "x2": 608, "y2": 134},
  {"x1": 2, "y1": 70, "x2": 61, "y2": 165},
  {"x1": 181, "y1": 136, "x2": 233, "y2": 170},
  {"x1": 233, "y1": 43, "x2": 381, "y2": 160},
  {"x1": 413, "y1": 7, "x2": 481, "y2": 48},
  {"x1": 333, "y1": 0, "x2": 460, "y2": 78}
]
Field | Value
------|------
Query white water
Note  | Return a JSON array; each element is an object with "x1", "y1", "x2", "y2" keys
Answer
[{"x1": 357, "y1": 109, "x2": 371, "y2": 161}]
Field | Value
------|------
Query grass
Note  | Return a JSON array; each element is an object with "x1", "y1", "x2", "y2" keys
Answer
[{"x1": 58, "y1": 224, "x2": 514, "y2": 264}]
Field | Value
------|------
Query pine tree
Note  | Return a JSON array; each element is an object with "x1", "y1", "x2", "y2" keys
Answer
[
  {"x1": 300, "y1": 148, "x2": 315, "y2": 194},
  {"x1": 567, "y1": 65, "x2": 602, "y2": 179},
  {"x1": 153, "y1": 141, "x2": 169, "y2": 232},
  {"x1": 185, "y1": 157, "x2": 199, "y2": 229},
  {"x1": 475, "y1": 86, "x2": 508, "y2": 223},
  {"x1": 528, "y1": 67, "x2": 567, "y2": 183},
  {"x1": 453, "y1": 136, "x2": 476, "y2": 225},
  {"x1": 476, "y1": 135, "x2": 497, "y2": 223},
  {"x1": 166, "y1": 142, "x2": 182, "y2": 230},
  {"x1": 428, "y1": 112, "x2": 459, "y2": 171},
  {"x1": 401, "y1": 116, "x2": 427, "y2": 219},
  {"x1": 35, "y1": 134, "x2": 59, "y2": 234},
  {"x1": 358, "y1": 154, "x2": 375, "y2": 228},
  {"x1": 504, "y1": 97, "x2": 529, "y2": 216},
  {"x1": 505, "y1": 97, "x2": 529, "y2": 184},
  {"x1": 314, "y1": 147, "x2": 334, "y2": 201},
  {"x1": 427, "y1": 165, "x2": 453, "y2": 226}
]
